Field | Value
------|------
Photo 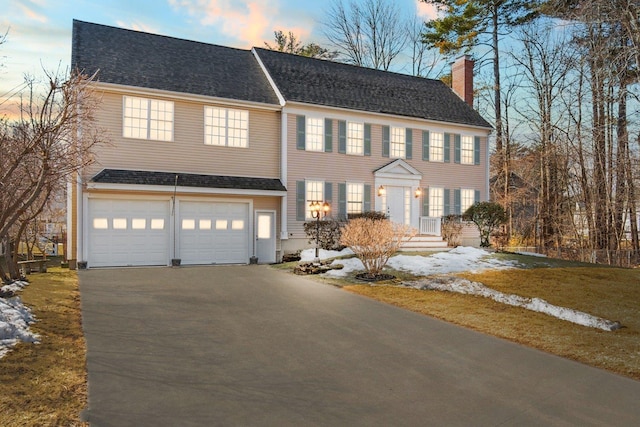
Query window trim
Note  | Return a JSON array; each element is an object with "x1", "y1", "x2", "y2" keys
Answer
[
  {"x1": 460, "y1": 135, "x2": 474, "y2": 165},
  {"x1": 123, "y1": 96, "x2": 174, "y2": 142},
  {"x1": 346, "y1": 122, "x2": 365, "y2": 156},
  {"x1": 429, "y1": 132, "x2": 445, "y2": 163},
  {"x1": 429, "y1": 187, "x2": 444, "y2": 217},
  {"x1": 390, "y1": 126, "x2": 406, "y2": 159},
  {"x1": 204, "y1": 106, "x2": 249, "y2": 148},
  {"x1": 305, "y1": 179, "x2": 325, "y2": 219},
  {"x1": 346, "y1": 182, "x2": 364, "y2": 215},
  {"x1": 305, "y1": 116, "x2": 325, "y2": 152},
  {"x1": 461, "y1": 188, "x2": 476, "y2": 214}
]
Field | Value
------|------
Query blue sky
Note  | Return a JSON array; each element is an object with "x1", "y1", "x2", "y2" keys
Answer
[{"x1": 0, "y1": 0, "x2": 436, "y2": 116}]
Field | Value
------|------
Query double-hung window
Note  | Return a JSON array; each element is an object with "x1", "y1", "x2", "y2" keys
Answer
[
  {"x1": 306, "y1": 117, "x2": 324, "y2": 151},
  {"x1": 429, "y1": 187, "x2": 444, "y2": 217},
  {"x1": 460, "y1": 135, "x2": 474, "y2": 165},
  {"x1": 461, "y1": 188, "x2": 475, "y2": 213},
  {"x1": 347, "y1": 122, "x2": 364, "y2": 155},
  {"x1": 430, "y1": 132, "x2": 444, "y2": 162},
  {"x1": 305, "y1": 180, "x2": 324, "y2": 219},
  {"x1": 204, "y1": 107, "x2": 248, "y2": 147},
  {"x1": 390, "y1": 126, "x2": 406, "y2": 158},
  {"x1": 123, "y1": 96, "x2": 174, "y2": 141},
  {"x1": 347, "y1": 183, "x2": 364, "y2": 215}
]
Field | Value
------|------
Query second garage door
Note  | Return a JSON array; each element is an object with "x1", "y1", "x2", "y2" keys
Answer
[{"x1": 179, "y1": 201, "x2": 249, "y2": 265}]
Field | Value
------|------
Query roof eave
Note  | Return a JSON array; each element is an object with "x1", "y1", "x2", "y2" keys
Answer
[
  {"x1": 283, "y1": 101, "x2": 493, "y2": 132},
  {"x1": 88, "y1": 81, "x2": 282, "y2": 111}
]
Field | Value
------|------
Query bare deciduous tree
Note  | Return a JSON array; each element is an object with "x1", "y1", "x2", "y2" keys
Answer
[
  {"x1": 0, "y1": 70, "x2": 105, "y2": 283},
  {"x1": 264, "y1": 30, "x2": 338, "y2": 60},
  {"x1": 323, "y1": 0, "x2": 408, "y2": 71}
]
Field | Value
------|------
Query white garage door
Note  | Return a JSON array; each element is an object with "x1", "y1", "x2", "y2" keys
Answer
[
  {"x1": 88, "y1": 199, "x2": 170, "y2": 267},
  {"x1": 179, "y1": 201, "x2": 249, "y2": 265}
]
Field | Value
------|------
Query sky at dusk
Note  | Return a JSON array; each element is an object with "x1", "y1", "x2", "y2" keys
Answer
[{"x1": 0, "y1": 0, "x2": 437, "y2": 116}]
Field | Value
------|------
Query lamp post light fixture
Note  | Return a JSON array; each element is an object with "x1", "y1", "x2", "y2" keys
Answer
[{"x1": 310, "y1": 200, "x2": 330, "y2": 262}]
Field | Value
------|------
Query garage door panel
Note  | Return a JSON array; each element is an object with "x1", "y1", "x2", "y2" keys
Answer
[
  {"x1": 88, "y1": 199, "x2": 170, "y2": 267},
  {"x1": 179, "y1": 201, "x2": 248, "y2": 265}
]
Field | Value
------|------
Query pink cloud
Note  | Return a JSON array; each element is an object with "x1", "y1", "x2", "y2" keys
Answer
[
  {"x1": 16, "y1": 3, "x2": 48, "y2": 24},
  {"x1": 415, "y1": 1, "x2": 439, "y2": 20},
  {"x1": 170, "y1": 0, "x2": 312, "y2": 47}
]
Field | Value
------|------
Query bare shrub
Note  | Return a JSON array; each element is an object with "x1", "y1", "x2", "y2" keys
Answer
[
  {"x1": 441, "y1": 215, "x2": 463, "y2": 247},
  {"x1": 340, "y1": 218, "x2": 416, "y2": 276}
]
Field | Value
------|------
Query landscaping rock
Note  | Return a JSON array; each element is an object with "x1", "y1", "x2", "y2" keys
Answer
[{"x1": 294, "y1": 261, "x2": 343, "y2": 275}]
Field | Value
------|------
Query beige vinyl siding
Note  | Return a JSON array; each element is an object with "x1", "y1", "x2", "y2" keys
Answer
[
  {"x1": 85, "y1": 91, "x2": 280, "y2": 179},
  {"x1": 286, "y1": 110, "x2": 489, "y2": 237}
]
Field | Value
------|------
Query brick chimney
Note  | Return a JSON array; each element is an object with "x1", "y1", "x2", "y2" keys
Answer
[{"x1": 452, "y1": 55, "x2": 474, "y2": 107}]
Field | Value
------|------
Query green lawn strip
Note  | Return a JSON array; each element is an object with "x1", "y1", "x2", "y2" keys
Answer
[
  {"x1": 342, "y1": 265, "x2": 640, "y2": 381},
  {"x1": 0, "y1": 268, "x2": 88, "y2": 427}
]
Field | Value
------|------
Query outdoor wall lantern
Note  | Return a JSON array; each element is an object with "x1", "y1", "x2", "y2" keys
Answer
[
  {"x1": 377, "y1": 185, "x2": 386, "y2": 197},
  {"x1": 414, "y1": 187, "x2": 422, "y2": 198},
  {"x1": 309, "y1": 201, "x2": 330, "y2": 262}
]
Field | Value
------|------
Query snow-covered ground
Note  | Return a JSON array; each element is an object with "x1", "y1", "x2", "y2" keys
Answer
[
  {"x1": 301, "y1": 246, "x2": 522, "y2": 277},
  {"x1": 300, "y1": 246, "x2": 620, "y2": 331},
  {"x1": 1, "y1": 281, "x2": 39, "y2": 359}
]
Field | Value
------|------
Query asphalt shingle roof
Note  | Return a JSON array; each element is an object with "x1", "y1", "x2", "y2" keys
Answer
[
  {"x1": 71, "y1": 20, "x2": 280, "y2": 105},
  {"x1": 254, "y1": 48, "x2": 492, "y2": 129},
  {"x1": 91, "y1": 169, "x2": 287, "y2": 192}
]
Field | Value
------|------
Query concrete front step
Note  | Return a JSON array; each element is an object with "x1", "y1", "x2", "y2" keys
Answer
[{"x1": 399, "y1": 235, "x2": 449, "y2": 251}]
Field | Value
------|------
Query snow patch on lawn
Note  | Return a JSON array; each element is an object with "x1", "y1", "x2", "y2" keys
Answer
[
  {"x1": 300, "y1": 247, "x2": 354, "y2": 262},
  {"x1": 405, "y1": 276, "x2": 621, "y2": 331},
  {"x1": 1, "y1": 281, "x2": 39, "y2": 359},
  {"x1": 322, "y1": 246, "x2": 520, "y2": 277},
  {"x1": 300, "y1": 246, "x2": 620, "y2": 331}
]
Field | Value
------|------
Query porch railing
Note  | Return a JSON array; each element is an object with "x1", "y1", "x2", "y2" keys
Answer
[{"x1": 419, "y1": 216, "x2": 442, "y2": 236}]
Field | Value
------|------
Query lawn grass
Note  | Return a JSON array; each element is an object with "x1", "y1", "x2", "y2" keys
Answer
[
  {"x1": 343, "y1": 263, "x2": 640, "y2": 381},
  {"x1": 0, "y1": 268, "x2": 88, "y2": 426}
]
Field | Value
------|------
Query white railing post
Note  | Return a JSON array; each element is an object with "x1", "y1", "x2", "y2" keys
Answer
[{"x1": 419, "y1": 216, "x2": 442, "y2": 236}]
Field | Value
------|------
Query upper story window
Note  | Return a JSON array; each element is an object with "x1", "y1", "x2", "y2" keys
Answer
[
  {"x1": 205, "y1": 107, "x2": 248, "y2": 147},
  {"x1": 306, "y1": 117, "x2": 324, "y2": 151},
  {"x1": 347, "y1": 122, "x2": 364, "y2": 155},
  {"x1": 390, "y1": 126, "x2": 406, "y2": 159},
  {"x1": 123, "y1": 96, "x2": 174, "y2": 141},
  {"x1": 430, "y1": 132, "x2": 444, "y2": 162},
  {"x1": 429, "y1": 187, "x2": 444, "y2": 217},
  {"x1": 347, "y1": 183, "x2": 364, "y2": 215},
  {"x1": 461, "y1": 135, "x2": 474, "y2": 165}
]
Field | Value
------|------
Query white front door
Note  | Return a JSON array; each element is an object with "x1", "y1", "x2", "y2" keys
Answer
[
  {"x1": 386, "y1": 186, "x2": 409, "y2": 225},
  {"x1": 255, "y1": 211, "x2": 276, "y2": 264}
]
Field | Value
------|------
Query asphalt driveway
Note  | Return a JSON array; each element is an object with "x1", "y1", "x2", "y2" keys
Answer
[{"x1": 79, "y1": 265, "x2": 640, "y2": 426}]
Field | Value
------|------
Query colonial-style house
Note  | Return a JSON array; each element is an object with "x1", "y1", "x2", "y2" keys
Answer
[{"x1": 68, "y1": 20, "x2": 492, "y2": 268}]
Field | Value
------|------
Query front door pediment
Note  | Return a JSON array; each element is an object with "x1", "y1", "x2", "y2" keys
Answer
[{"x1": 374, "y1": 159, "x2": 422, "y2": 180}]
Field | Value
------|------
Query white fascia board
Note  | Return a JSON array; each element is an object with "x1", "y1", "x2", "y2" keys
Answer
[
  {"x1": 92, "y1": 82, "x2": 282, "y2": 112},
  {"x1": 86, "y1": 182, "x2": 287, "y2": 197},
  {"x1": 284, "y1": 101, "x2": 493, "y2": 133},
  {"x1": 251, "y1": 48, "x2": 287, "y2": 107}
]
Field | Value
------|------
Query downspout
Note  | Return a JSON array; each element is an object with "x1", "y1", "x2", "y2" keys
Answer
[
  {"x1": 486, "y1": 132, "x2": 491, "y2": 201},
  {"x1": 281, "y1": 111, "x2": 288, "y2": 241}
]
